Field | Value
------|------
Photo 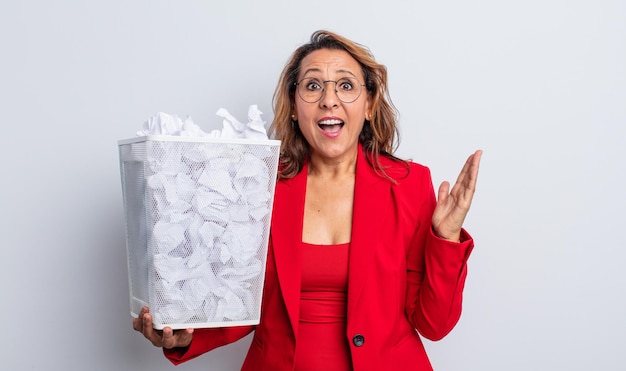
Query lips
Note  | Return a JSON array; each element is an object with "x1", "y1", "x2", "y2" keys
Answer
[{"x1": 318, "y1": 118, "x2": 344, "y2": 133}]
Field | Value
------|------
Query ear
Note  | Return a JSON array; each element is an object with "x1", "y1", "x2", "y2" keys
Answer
[{"x1": 365, "y1": 97, "x2": 372, "y2": 120}]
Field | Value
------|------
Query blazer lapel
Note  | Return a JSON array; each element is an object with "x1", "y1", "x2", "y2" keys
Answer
[
  {"x1": 270, "y1": 150, "x2": 391, "y2": 334},
  {"x1": 348, "y1": 148, "x2": 392, "y2": 314},
  {"x1": 270, "y1": 162, "x2": 308, "y2": 336}
]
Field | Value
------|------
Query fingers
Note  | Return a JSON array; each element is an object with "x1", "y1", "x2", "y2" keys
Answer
[
  {"x1": 132, "y1": 316, "x2": 141, "y2": 332},
  {"x1": 439, "y1": 150, "x2": 482, "y2": 206},
  {"x1": 466, "y1": 149, "x2": 482, "y2": 186},
  {"x1": 132, "y1": 306, "x2": 149, "y2": 332},
  {"x1": 178, "y1": 329, "x2": 194, "y2": 347},
  {"x1": 161, "y1": 327, "x2": 175, "y2": 348},
  {"x1": 449, "y1": 150, "x2": 482, "y2": 202},
  {"x1": 131, "y1": 307, "x2": 162, "y2": 347},
  {"x1": 453, "y1": 150, "x2": 482, "y2": 190},
  {"x1": 141, "y1": 313, "x2": 164, "y2": 347},
  {"x1": 162, "y1": 328, "x2": 194, "y2": 349},
  {"x1": 132, "y1": 307, "x2": 193, "y2": 349}
]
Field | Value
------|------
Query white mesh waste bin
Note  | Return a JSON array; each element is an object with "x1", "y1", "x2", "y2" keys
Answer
[{"x1": 118, "y1": 135, "x2": 280, "y2": 329}]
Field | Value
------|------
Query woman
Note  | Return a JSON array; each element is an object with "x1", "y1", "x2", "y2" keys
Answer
[{"x1": 133, "y1": 30, "x2": 482, "y2": 370}]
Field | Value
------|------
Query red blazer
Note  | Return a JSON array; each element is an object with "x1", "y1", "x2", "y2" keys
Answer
[{"x1": 165, "y1": 147, "x2": 474, "y2": 370}]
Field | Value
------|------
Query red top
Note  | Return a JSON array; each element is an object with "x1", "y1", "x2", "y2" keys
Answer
[{"x1": 295, "y1": 242, "x2": 352, "y2": 370}]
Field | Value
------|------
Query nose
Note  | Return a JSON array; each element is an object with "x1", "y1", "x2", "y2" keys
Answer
[{"x1": 319, "y1": 81, "x2": 340, "y2": 108}]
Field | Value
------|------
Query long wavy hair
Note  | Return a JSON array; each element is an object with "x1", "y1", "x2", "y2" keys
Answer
[{"x1": 270, "y1": 30, "x2": 407, "y2": 180}]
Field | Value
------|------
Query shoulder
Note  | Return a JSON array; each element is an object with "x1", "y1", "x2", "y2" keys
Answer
[
  {"x1": 377, "y1": 155, "x2": 436, "y2": 221},
  {"x1": 377, "y1": 154, "x2": 432, "y2": 185}
]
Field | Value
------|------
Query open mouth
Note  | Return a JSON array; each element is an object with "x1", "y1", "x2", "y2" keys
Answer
[{"x1": 318, "y1": 119, "x2": 344, "y2": 133}]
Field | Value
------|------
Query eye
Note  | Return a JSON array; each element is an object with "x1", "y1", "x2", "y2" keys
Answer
[
  {"x1": 338, "y1": 78, "x2": 355, "y2": 91},
  {"x1": 304, "y1": 79, "x2": 322, "y2": 91}
]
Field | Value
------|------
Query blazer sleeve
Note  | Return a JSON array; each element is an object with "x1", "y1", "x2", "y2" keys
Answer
[
  {"x1": 404, "y1": 165, "x2": 474, "y2": 341},
  {"x1": 163, "y1": 325, "x2": 254, "y2": 365}
]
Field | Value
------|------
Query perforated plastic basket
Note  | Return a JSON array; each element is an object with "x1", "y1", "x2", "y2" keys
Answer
[{"x1": 118, "y1": 135, "x2": 280, "y2": 329}]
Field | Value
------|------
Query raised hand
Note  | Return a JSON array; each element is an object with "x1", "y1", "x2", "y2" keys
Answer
[
  {"x1": 132, "y1": 306, "x2": 194, "y2": 349},
  {"x1": 431, "y1": 150, "x2": 482, "y2": 242}
]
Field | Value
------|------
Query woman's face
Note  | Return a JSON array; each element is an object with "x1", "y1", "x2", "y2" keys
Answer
[{"x1": 293, "y1": 48, "x2": 370, "y2": 164}]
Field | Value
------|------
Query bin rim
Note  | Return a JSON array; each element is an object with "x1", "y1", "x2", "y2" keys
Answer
[{"x1": 118, "y1": 135, "x2": 281, "y2": 146}]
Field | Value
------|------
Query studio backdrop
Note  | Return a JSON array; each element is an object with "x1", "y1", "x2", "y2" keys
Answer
[{"x1": 1, "y1": 1, "x2": 624, "y2": 370}]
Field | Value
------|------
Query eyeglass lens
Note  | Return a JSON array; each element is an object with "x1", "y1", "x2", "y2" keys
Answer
[{"x1": 297, "y1": 77, "x2": 363, "y2": 103}]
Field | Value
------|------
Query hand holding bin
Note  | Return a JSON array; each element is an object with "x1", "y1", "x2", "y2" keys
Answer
[{"x1": 119, "y1": 109, "x2": 280, "y2": 329}]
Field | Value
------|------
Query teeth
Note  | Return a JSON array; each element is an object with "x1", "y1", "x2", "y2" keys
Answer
[{"x1": 318, "y1": 119, "x2": 343, "y2": 125}]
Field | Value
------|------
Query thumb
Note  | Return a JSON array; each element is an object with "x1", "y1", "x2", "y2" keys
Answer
[{"x1": 437, "y1": 181, "x2": 450, "y2": 203}]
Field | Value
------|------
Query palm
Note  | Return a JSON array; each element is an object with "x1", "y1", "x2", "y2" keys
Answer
[{"x1": 432, "y1": 150, "x2": 482, "y2": 242}]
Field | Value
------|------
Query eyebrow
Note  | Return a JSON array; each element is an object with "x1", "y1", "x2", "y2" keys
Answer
[{"x1": 301, "y1": 68, "x2": 358, "y2": 79}]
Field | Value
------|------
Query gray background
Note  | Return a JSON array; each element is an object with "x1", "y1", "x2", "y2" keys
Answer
[{"x1": 2, "y1": 1, "x2": 624, "y2": 370}]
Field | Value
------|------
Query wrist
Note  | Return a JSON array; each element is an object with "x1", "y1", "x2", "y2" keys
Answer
[{"x1": 432, "y1": 227, "x2": 461, "y2": 243}]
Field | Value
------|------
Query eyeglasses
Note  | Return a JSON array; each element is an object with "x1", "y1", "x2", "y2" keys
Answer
[{"x1": 295, "y1": 77, "x2": 366, "y2": 103}]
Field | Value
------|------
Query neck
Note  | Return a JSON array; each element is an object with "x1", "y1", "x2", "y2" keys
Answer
[{"x1": 308, "y1": 149, "x2": 358, "y2": 180}]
